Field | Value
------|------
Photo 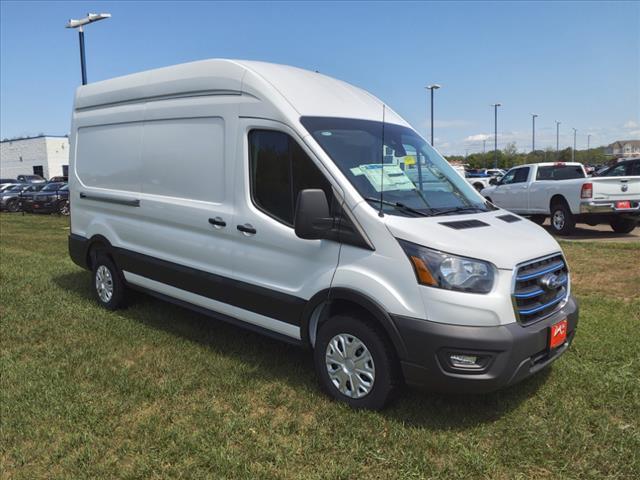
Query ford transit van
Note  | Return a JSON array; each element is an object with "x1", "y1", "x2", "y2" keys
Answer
[{"x1": 68, "y1": 60, "x2": 578, "y2": 409}]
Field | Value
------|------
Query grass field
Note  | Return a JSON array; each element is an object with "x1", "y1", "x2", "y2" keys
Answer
[{"x1": 1, "y1": 213, "x2": 639, "y2": 479}]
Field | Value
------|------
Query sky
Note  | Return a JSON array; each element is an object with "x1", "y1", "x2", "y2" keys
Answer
[{"x1": 1, "y1": 1, "x2": 638, "y2": 155}]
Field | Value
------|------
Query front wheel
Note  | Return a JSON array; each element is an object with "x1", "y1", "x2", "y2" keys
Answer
[
  {"x1": 610, "y1": 217, "x2": 637, "y2": 234},
  {"x1": 550, "y1": 203, "x2": 575, "y2": 235},
  {"x1": 58, "y1": 200, "x2": 70, "y2": 216},
  {"x1": 314, "y1": 315, "x2": 398, "y2": 410},
  {"x1": 6, "y1": 199, "x2": 19, "y2": 212}
]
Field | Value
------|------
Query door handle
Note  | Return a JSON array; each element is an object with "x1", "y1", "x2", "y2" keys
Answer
[
  {"x1": 237, "y1": 223, "x2": 257, "y2": 235},
  {"x1": 208, "y1": 217, "x2": 226, "y2": 228}
]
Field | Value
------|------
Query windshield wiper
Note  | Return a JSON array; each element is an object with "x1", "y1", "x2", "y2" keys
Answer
[
  {"x1": 430, "y1": 206, "x2": 485, "y2": 216},
  {"x1": 363, "y1": 197, "x2": 430, "y2": 217}
]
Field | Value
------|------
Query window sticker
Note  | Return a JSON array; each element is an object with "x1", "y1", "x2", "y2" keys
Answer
[{"x1": 350, "y1": 164, "x2": 415, "y2": 192}]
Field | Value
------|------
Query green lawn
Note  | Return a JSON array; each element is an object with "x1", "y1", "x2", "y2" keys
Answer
[{"x1": 1, "y1": 214, "x2": 639, "y2": 479}]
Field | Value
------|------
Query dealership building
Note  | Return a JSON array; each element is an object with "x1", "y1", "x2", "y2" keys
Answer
[{"x1": 0, "y1": 135, "x2": 69, "y2": 180}]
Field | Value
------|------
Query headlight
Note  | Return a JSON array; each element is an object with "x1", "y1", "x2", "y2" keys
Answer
[{"x1": 398, "y1": 239, "x2": 495, "y2": 294}]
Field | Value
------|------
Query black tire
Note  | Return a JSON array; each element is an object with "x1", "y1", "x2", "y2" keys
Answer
[
  {"x1": 473, "y1": 183, "x2": 484, "y2": 192},
  {"x1": 314, "y1": 314, "x2": 399, "y2": 410},
  {"x1": 528, "y1": 215, "x2": 546, "y2": 225},
  {"x1": 92, "y1": 253, "x2": 126, "y2": 310},
  {"x1": 550, "y1": 202, "x2": 575, "y2": 235},
  {"x1": 6, "y1": 199, "x2": 20, "y2": 212},
  {"x1": 610, "y1": 217, "x2": 637, "y2": 234},
  {"x1": 58, "y1": 200, "x2": 70, "y2": 216}
]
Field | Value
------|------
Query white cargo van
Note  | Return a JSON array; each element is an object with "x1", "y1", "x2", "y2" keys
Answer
[{"x1": 68, "y1": 60, "x2": 578, "y2": 409}]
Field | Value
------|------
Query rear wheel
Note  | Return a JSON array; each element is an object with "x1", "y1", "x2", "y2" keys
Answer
[
  {"x1": 92, "y1": 254, "x2": 126, "y2": 310},
  {"x1": 550, "y1": 202, "x2": 575, "y2": 235},
  {"x1": 314, "y1": 314, "x2": 398, "y2": 410},
  {"x1": 610, "y1": 217, "x2": 637, "y2": 234},
  {"x1": 473, "y1": 182, "x2": 484, "y2": 192},
  {"x1": 528, "y1": 215, "x2": 546, "y2": 225}
]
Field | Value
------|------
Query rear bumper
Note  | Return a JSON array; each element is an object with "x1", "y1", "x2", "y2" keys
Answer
[
  {"x1": 580, "y1": 200, "x2": 640, "y2": 215},
  {"x1": 392, "y1": 295, "x2": 579, "y2": 394}
]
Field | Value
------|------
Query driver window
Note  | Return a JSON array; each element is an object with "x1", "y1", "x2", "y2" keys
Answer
[{"x1": 500, "y1": 169, "x2": 517, "y2": 185}]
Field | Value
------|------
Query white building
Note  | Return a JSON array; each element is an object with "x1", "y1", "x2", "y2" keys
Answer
[
  {"x1": 0, "y1": 136, "x2": 70, "y2": 180},
  {"x1": 605, "y1": 140, "x2": 640, "y2": 159}
]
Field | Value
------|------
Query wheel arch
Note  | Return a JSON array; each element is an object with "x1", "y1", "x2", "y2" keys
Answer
[
  {"x1": 300, "y1": 287, "x2": 408, "y2": 361},
  {"x1": 549, "y1": 194, "x2": 568, "y2": 212}
]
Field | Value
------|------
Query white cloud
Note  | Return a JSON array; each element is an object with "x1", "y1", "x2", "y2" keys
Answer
[
  {"x1": 624, "y1": 120, "x2": 639, "y2": 129},
  {"x1": 464, "y1": 133, "x2": 491, "y2": 142},
  {"x1": 629, "y1": 130, "x2": 640, "y2": 137}
]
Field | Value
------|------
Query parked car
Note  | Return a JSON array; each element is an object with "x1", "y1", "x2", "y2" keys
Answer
[
  {"x1": 481, "y1": 162, "x2": 639, "y2": 234},
  {"x1": 0, "y1": 178, "x2": 17, "y2": 186},
  {"x1": 48, "y1": 176, "x2": 69, "y2": 183},
  {"x1": 16, "y1": 174, "x2": 46, "y2": 184},
  {"x1": 21, "y1": 182, "x2": 66, "y2": 213},
  {"x1": 0, "y1": 184, "x2": 37, "y2": 212},
  {"x1": 465, "y1": 170, "x2": 494, "y2": 192},
  {"x1": 29, "y1": 183, "x2": 69, "y2": 214},
  {"x1": 16, "y1": 184, "x2": 45, "y2": 211},
  {"x1": 593, "y1": 158, "x2": 640, "y2": 178},
  {"x1": 68, "y1": 59, "x2": 578, "y2": 410},
  {"x1": 0, "y1": 182, "x2": 18, "y2": 192}
]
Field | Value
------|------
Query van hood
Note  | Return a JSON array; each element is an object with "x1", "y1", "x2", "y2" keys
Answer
[{"x1": 383, "y1": 210, "x2": 562, "y2": 270}]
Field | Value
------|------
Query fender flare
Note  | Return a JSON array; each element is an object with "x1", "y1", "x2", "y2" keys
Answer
[{"x1": 300, "y1": 287, "x2": 409, "y2": 360}]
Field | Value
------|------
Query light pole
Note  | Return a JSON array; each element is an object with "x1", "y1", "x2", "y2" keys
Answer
[
  {"x1": 587, "y1": 134, "x2": 591, "y2": 161},
  {"x1": 425, "y1": 84, "x2": 440, "y2": 146},
  {"x1": 66, "y1": 13, "x2": 111, "y2": 85},
  {"x1": 531, "y1": 114, "x2": 538, "y2": 154},
  {"x1": 572, "y1": 128, "x2": 577, "y2": 162},
  {"x1": 555, "y1": 121, "x2": 561, "y2": 158},
  {"x1": 492, "y1": 103, "x2": 501, "y2": 169}
]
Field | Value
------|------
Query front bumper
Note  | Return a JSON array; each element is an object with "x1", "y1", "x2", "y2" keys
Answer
[{"x1": 392, "y1": 295, "x2": 579, "y2": 393}]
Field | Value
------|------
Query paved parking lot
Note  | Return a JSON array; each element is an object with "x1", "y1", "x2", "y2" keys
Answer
[{"x1": 541, "y1": 221, "x2": 640, "y2": 243}]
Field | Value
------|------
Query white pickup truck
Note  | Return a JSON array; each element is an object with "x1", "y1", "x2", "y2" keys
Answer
[{"x1": 481, "y1": 160, "x2": 640, "y2": 234}]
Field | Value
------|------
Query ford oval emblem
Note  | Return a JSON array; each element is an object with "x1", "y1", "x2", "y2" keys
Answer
[{"x1": 539, "y1": 272, "x2": 563, "y2": 290}]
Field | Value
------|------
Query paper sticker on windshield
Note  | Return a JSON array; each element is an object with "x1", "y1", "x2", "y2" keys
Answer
[{"x1": 352, "y1": 164, "x2": 415, "y2": 192}]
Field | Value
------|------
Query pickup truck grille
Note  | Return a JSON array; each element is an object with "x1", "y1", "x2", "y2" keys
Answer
[{"x1": 513, "y1": 253, "x2": 569, "y2": 325}]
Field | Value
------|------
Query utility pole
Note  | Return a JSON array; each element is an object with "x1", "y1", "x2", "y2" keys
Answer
[
  {"x1": 587, "y1": 134, "x2": 591, "y2": 162},
  {"x1": 531, "y1": 113, "x2": 538, "y2": 153},
  {"x1": 66, "y1": 13, "x2": 111, "y2": 85},
  {"x1": 572, "y1": 128, "x2": 577, "y2": 162},
  {"x1": 555, "y1": 121, "x2": 561, "y2": 159},
  {"x1": 492, "y1": 103, "x2": 501, "y2": 169},
  {"x1": 426, "y1": 84, "x2": 441, "y2": 146}
]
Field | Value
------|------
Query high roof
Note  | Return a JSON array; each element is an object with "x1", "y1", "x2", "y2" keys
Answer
[{"x1": 74, "y1": 59, "x2": 409, "y2": 126}]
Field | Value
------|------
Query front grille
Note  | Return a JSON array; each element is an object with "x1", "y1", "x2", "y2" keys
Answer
[{"x1": 512, "y1": 253, "x2": 569, "y2": 325}]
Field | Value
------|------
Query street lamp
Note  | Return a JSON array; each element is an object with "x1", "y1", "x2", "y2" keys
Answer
[
  {"x1": 572, "y1": 128, "x2": 577, "y2": 162},
  {"x1": 587, "y1": 134, "x2": 591, "y2": 161},
  {"x1": 66, "y1": 13, "x2": 111, "y2": 85},
  {"x1": 555, "y1": 120, "x2": 561, "y2": 158},
  {"x1": 492, "y1": 103, "x2": 501, "y2": 169},
  {"x1": 425, "y1": 84, "x2": 441, "y2": 146},
  {"x1": 531, "y1": 113, "x2": 538, "y2": 153}
]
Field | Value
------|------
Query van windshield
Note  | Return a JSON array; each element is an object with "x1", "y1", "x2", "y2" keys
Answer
[{"x1": 301, "y1": 117, "x2": 491, "y2": 216}]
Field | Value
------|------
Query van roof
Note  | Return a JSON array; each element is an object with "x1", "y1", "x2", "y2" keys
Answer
[{"x1": 74, "y1": 59, "x2": 409, "y2": 126}]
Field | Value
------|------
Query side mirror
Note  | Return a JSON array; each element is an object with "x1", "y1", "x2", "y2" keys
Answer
[
  {"x1": 489, "y1": 178, "x2": 498, "y2": 186},
  {"x1": 294, "y1": 189, "x2": 333, "y2": 240}
]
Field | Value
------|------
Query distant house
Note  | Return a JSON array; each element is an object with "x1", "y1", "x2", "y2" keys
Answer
[
  {"x1": 605, "y1": 140, "x2": 640, "y2": 158},
  {"x1": 0, "y1": 135, "x2": 69, "y2": 180}
]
